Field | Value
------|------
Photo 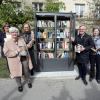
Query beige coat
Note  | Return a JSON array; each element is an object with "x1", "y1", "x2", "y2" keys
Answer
[{"x1": 3, "y1": 37, "x2": 33, "y2": 78}]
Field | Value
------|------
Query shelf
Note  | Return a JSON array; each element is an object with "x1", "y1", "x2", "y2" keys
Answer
[
  {"x1": 57, "y1": 49, "x2": 69, "y2": 51},
  {"x1": 56, "y1": 27, "x2": 66, "y2": 29},
  {"x1": 37, "y1": 38, "x2": 54, "y2": 42},
  {"x1": 37, "y1": 27, "x2": 55, "y2": 29},
  {"x1": 56, "y1": 38, "x2": 69, "y2": 41},
  {"x1": 40, "y1": 49, "x2": 54, "y2": 51}
]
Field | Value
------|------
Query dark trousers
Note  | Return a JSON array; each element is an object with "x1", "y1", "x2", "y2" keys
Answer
[
  {"x1": 77, "y1": 63, "x2": 87, "y2": 79},
  {"x1": 0, "y1": 46, "x2": 5, "y2": 58},
  {"x1": 89, "y1": 54, "x2": 96, "y2": 78},
  {"x1": 96, "y1": 54, "x2": 100, "y2": 80},
  {"x1": 28, "y1": 49, "x2": 40, "y2": 72}
]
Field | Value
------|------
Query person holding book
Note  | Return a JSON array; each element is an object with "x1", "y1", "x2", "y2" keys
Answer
[
  {"x1": 89, "y1": 27, "x2": 100, "y2": 84},
  {"x1": 71, "y1": 25, "x2": 94, "y2": 85}
]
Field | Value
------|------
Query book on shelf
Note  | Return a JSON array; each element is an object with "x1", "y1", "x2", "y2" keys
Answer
[
  {"x1": 39, "y1": 42, "x2": 54, "y2": 49},
  {"x1": 37, "y1": 20, "x2": 54, "y2": 27},
  {"x1": 57, "y1": 52, "x2": 69, "y2": 58},
  {"x1": 37, "y1": 30, "x2": 54, "y2": 38},
  {"x1": 37, "y1": 32, "x2": 41, "y2": 38},
  {"x1": 38, "y1": 52, "x2": 54, "y2": 59},
  {"x1": 57, "y1": 41, "x2": 69, "y2": 50},
  {"x1": 48, "y1": 32, "x2": 53, "y2": 38},
  {"x1": 57, "y1": 21, "x2": 66, "y2": 28},
  {"x1": 56, "y1": 29, "x2": 69, "y2": 38},
  {"x1": 42, "y1": 31, "x2": 48, "y2": 38},
  {"x1": 56, "y1": 29, "x2": 64, "y2": 38}
]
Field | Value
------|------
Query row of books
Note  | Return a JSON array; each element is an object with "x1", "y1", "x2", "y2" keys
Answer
[
  {"x1": 38, "y1": 52, "x2": 69, "y2": 59},
  {"x1": 37, "y1": 20, "x2": 70, "y2": 28},
  {"x1": 38, "y1": 42, "x2": 69, "y2": 50},
  {"x1": 57, "y1": 52, "x2": 69, "y2": 58},
  {"x1": 38, "y1": 52, "x2": 54, "y2": 59},
  {"x1": 57, "y1": 21, "x2": 70, "y2": 28},
  {"x1": 37, "y1": 20, "x2": 54, "y2": 27},
  {"x1": 37, "y1": 32, "x2": 54, "y2": 38},
  {"x1": 36, "y1": 31, "x2": 70, "y2": 38},
  {"x1": 38, "y1": 42, "x2": 54, "y2": 49},
  {"x1": 57, "y1": 41, "x2": 69, "y2": 50}
]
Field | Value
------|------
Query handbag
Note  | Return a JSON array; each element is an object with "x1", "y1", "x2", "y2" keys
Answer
[
  {"x1": 18, "y1": 37, "x2": 29, "y2": 57},
  {"x1": 19, "y1": 50, "x2": 28, "y2": 56},
  {"x1": 19, "y1": 46, "x2": 28, "y2": 56}
]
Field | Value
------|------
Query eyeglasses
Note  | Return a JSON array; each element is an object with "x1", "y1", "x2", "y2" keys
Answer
[{"x1": 4, "y1": 25, "x2": 10, "y2": 27}]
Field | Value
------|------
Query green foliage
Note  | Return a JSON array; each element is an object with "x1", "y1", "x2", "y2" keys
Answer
[
  {"x1": 0, "y1": 1, "x2": 33, "y2": 27},
  {"x1": 0, "y1": 58, "x2": 9, "y2": 78},
  {"x1": 44, "y1": 0, "x2": 65, "y2": 12}
]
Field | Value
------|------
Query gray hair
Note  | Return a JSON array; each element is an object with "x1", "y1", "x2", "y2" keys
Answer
[{"x1": 9, "y1": 27, "x2": 19, "y2": 35}]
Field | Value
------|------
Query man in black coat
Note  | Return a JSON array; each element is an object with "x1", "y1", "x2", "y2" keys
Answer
[{"x1": 71, "y1": 25, "x2": 94, "y2": 85}]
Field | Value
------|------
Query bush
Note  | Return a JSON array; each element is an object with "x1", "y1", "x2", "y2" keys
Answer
[{"x1": 0, "y1": 58, "x2": 9, "y2": 78}]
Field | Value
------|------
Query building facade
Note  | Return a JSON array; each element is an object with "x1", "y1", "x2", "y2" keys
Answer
[
  {"x1": 15, "y1": 0, "x2": 99, "y2": 32},
  {"x1": 16, "y1": 0, "x2": 94, "y2": 17}
]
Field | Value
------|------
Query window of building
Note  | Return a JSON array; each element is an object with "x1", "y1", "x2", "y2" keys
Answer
[
  {"x1": 75, "y1": 4, "x2": 85, "y2": 18},
  {"x1": 32, "y1": 2, "x2": 43, "y2": 11},
  {"x1": 95, "y1": 4, "x2": 100, "y2": 18}
]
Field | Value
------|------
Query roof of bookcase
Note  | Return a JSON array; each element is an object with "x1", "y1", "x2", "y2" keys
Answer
[{"x1": 35, "y1": 12, "x2": 76, "y2": 20}]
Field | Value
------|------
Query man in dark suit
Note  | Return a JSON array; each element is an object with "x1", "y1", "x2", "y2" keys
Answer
[{"x1": 71, "y1": 25, "x2": 94, "y2": 85}]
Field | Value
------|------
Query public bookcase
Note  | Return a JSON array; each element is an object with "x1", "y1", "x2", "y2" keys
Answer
[{"x1": 34, "y1": 12, "x2": 76, "y2": 72}]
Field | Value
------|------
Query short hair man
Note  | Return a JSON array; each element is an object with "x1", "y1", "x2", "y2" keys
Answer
[{"x1": 71, "y1": 25, "x2": 94, "y2": 85}]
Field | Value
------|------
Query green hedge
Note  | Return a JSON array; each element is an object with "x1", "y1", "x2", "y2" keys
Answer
[{"x1": 0, "y1": 58, "x2": 9, "y2": 78}]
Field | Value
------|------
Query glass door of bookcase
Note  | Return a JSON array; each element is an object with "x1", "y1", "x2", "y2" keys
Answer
[
  {"x1": 56, "y1": 15, "x2": 70, "y2": 59},
  {"x1": 55, "y1": 14, "x2": 75, "y2": 70},
  {"x1": 36, "y1": 15, "x2": 55, "y2": 60}
]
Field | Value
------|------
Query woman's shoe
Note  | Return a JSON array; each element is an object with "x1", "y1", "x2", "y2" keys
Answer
[
  {"x1": 28, "y1": 83, "x2": 32, "y2": 88},
  {"x1": 18, "y1": 86, "x2": 23, "y2": 92},
  {"x1": 82, "y1": 79, "x2": 88, "y2": 85},
  {"x1": 75, "y1": 76, "x2": 80, "y2": 80}
]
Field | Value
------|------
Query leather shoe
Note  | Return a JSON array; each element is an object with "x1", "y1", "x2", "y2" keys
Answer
[
  {"x1": 18, "y1": 86, "x2": 23, "y2": 92},
  {"x1": 96, "y1": 80, "x2": 100, "y2": 84},
  {"x1": 28, "y1": 83, "x2": 32, "y2": 88},
  {"x1": 75, "y1": 76, "x2": 80, "y2": 80},
  {"x1": 82, "y1": 79, "x2": 88, "y2": 85}
]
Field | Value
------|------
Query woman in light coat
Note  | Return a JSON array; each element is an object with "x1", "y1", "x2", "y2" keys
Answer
[{"x1": 3, "y1": 27, "x2": 33, "y2": 92}]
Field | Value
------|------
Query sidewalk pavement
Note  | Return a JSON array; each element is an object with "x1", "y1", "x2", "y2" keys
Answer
[{"x1": 0, "y1": 76, "x2": 100, "y2": 100}]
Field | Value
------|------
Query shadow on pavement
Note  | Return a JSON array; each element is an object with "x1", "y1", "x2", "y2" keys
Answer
[
  {"x1": 52, "y1": 85, "x2": 74, "y2": 100},
  {"x1": 80, "y1": 82, "x2": 100, "y2": 100},
  {"x1": 1, "y1": 77, "x2": 35, "y2": 100}
]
